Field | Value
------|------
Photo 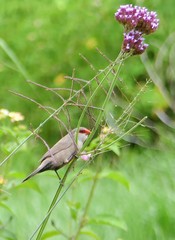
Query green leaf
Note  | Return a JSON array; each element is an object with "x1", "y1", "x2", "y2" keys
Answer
[
  {"x1": 41, "y1": 230, "x2": 61, "y2": 240},
  {"x1": 80, "y1": 229, "x2": 101, "y2": 240},
  {"x1": 0, "y1": 230, "x2": 17, "y2": 240},
  {"x1": 88, "y1": 214, "x2": 127, "y2": 231},
  {"x1": 0, "y1": 202, "x2": 14, "y2": 214},
  {"x1": 99, "y1": 170, "x2": 130, "y2": 190},
  {"x1": 108, "y1": 143, "x2": 120, "y2": 156},
  {"x1": 18, "y1": 180, "x2": 42, "y2": 194},
  {"x1": 86, "y1": 137, "x2": 100, "y2": 151},
  {"x1": 67, "y1": 200, "x2": 81, "y2": 220}
]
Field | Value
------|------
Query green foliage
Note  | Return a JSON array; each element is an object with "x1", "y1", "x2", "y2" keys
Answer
[
  {"x1": 98, "y1": 170, "x2": 130, "y2": 190},
  {"x1": 79, "y1": 229, "x2": 101, "y2": 240},
  {"x1": 41, "y1": 231, "x2": 61, "y2": 240},
  {"x1": 88, "y1": 214, "x2": 127, "y2": 231},
  {"x1": 67, "y1": 200, "x2": 81, "y2": 221}
]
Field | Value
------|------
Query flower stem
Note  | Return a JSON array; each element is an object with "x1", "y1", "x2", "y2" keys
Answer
[
  {"x1": 77, "y1": 52, "x2": 125, "y2": 150},
  {"x1": 72, "y1": 168, "x2": 100, "y2": 240}
]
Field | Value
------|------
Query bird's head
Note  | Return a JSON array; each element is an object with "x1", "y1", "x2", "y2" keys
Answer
[{"x1": 72, "y1": 127, "x2": 91, "y2": 148}]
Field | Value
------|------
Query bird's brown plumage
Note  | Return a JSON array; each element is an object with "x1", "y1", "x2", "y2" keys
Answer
[{"x1": 22, "y1": 127, "x2": 90, "y2": 182}]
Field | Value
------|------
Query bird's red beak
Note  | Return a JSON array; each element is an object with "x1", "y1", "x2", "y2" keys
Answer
[
  {"x1": 79, "y1": 128, "x2": 91, "y2": 135},
  {"x1": 85, "y1": 129, "x2": 91, "y2": 135}
]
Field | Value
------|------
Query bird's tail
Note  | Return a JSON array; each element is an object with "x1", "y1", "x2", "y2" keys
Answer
[{"x1": 22, "y1": 161, "x2": 52, "y2": 183}]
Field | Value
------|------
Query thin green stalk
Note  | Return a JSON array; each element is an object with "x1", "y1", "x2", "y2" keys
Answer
[
  {"x1": 73, "y1": 168, "x2": 100, "y2": 240},
  {"x1": 29, "y1": 158, "x2": 77, "y2": 240},
  {"x1": 78, "y1": 55, "x2": 124, "y2": 150},
  {"x1": 0, "y1": 38, "x2": 30, "y2": 79},
  {"x1": 94, "y1": 60, "x2": 123, "y2": 129}
]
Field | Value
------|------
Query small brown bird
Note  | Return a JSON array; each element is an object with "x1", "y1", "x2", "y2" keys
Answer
[{"x1": 22, "y1": 127, "x2": 91, "y2": 182}]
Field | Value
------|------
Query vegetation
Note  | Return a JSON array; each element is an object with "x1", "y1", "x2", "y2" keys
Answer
[{"x1": 0, "y1": 0, "x2": 175, "y2": 239}]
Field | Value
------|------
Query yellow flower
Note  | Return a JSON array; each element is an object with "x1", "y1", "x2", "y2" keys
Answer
[
  {"x1": 0, "y1": 176, "x2": 6, "y2": 185},
  {"x1": 85, "y1": 37, "x2": 98, "y2": 50},
  {"x1": 100, "y1": 126, "x2": 113, "y2": 139},
  {"x1": 54, "y1": 73, "x2": 66, "y2": 85}
]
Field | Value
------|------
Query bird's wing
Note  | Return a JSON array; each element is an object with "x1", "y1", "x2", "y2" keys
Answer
[{"x1": 40, "y1": 133, "x2": 77, "y2": 162}]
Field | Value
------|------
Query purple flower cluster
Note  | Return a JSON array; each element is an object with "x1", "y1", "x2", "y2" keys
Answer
[
  {"x1": 115, "y1": 4, "x2": 159, "y2": 34},
  {"x1": 123, "y1": 30, "x2": 148, "y2": 55},
  {"x1": 115, "y1": 4, "x2": 159, "y2": 55}
]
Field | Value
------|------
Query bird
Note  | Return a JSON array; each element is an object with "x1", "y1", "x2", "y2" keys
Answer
[{"x1": 22, "y1": 127, "x2": 91, "y2": 182}]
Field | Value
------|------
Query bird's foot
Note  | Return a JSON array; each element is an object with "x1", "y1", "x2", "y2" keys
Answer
[
  {"x1": 55, "y1": 170, "x2": 64, "y2": 186},
  {"x1": 59, "y1": 180, "x2": 64, "y2": 186}
]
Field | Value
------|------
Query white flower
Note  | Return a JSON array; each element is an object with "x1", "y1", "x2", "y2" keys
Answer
[
  {"x1": 8, "y1": 112, "x2": 24, "y2": 122},
  {"x1": 0, "y1": 109, "x2": 9, "y2": 119}
]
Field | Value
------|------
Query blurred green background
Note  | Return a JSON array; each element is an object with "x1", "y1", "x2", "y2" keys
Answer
[{"x1": 1, "y1": 0, "x2": 175, "y2": 239}]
